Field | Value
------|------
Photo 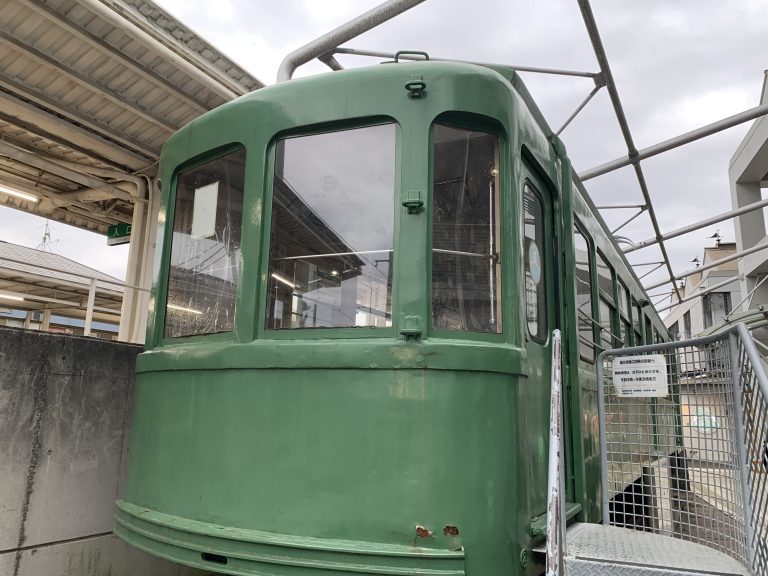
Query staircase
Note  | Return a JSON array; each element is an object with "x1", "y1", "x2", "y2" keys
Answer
[{"x1": 544, "y1": 324, "x2": 768, "y2": 576}]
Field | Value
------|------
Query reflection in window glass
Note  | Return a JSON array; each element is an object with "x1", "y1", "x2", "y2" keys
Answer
[
  {"x1": 266, "y1": 124, "x2": 395, "y2": 329},
  {"x1": 599, "y1": 298, "x2": 614, "y2": 351},
  {"x1": 432, "y1": 124, "x2": 501, "y2": 333},
  {"x1": 634, "y1": 301, "x2": 643, "y2": 342},
  {"x1": 619, "y1": 282, "x2": 629, "y2": 317},
  {"x1": 596, "y1": 252, "x2": 613, "y2": 302},
  {"x1": 165, "y1": 148, "x2": 245, "y2": 338},
  {"x1": 618, "y1": 282, "x2": 630, "y2": 347},
  {"x1": 523, "y1": 184, "x2": 546, "y2": 339},
  {"x1": 574, "y1": 224, "x2": 595, "y2": 362}
]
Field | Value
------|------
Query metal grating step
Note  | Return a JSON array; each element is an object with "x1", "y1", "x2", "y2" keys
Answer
[{"x1": 561, "y1": 524, "x2": 750, "y2": 576}]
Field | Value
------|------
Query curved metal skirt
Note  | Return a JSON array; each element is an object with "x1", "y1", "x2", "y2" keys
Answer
[{"x1": 115, "y1": 500, "x2": 465, "y2": 575}]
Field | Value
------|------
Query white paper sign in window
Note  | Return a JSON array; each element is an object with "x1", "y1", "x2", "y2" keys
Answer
[
  {"x1": 613, "y1": 355, "x2": 668, "y2": 397},
  {"x1": 191, "y1": 182, "x2": 219, "y2": 239}
]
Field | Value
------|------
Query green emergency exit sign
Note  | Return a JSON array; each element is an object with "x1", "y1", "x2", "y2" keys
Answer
[{"x1": 107, "y1": 222, "x2": 131, "y2": 246}]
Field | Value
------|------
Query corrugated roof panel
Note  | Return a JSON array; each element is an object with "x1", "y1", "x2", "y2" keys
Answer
[{"x1": 0, "y1": 0, "x2": 264, "y2": 235}]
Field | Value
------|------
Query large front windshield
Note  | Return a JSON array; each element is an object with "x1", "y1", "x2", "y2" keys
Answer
[{"x1": 266, "y1": 124, "x2": 395, "y2": 329}]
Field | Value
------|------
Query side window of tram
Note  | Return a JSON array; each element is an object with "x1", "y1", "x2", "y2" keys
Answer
[
  {"x1": 596, "y1": 252, "x2": 616, "y2": 351},
  {"x1": 618, "y1": 281, "x2": 631, "y2": 347},
  {"x1": 573, "y1": 224, "x2": 596, "y2": 362},
  {"x1": 266, "y1": 124, "x2": 395, "y2": 329},
  {"x1": 523, "y1": 184, "x2": 546, "y2": 339},
  {"x1": 165, "y1": 148, "x2": 245, "y2": 338},
  {"x1": 633, "y1": 300, "x2": 643, "y2": 344},
  {"x1": 432, "y1": 124, "x2": 501, "y2": 333}
]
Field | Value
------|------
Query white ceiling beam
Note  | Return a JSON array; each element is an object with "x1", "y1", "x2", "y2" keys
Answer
[
  {"x1": 0, "y1": 140, "x2": 142, "y2": 204},
  {"x1": 0, "y1": 82, "x2": 155, "y2": 165},
  {"x1": 18, "y1": 0, "x2": 211, "y2": 115},
  {"x1": 0, "y1": 29, "x2": 178, "y2": 133}
]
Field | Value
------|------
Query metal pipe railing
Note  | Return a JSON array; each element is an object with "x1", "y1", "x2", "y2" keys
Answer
[{"x1": 276, "y1": 0, "x2": 427, "y2": 82}]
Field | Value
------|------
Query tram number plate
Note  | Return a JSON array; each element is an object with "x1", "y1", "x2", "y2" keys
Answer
[{"x1": 613, "y1": 355, "x2": 668, "y2": 397}]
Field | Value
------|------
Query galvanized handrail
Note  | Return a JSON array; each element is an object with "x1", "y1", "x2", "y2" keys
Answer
[
  {"x1": 276, "y1": 0, "x2": 427, "y2": 82},
  {"x1": 545, "y1": 330, "x2": 564, "y2": 576},
  {"x1": 596, "y1": 323, "x2": 768, "y2": 574}
]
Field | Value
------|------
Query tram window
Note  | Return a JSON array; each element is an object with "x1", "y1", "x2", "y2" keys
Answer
[
  {"x1": 523, "y1": 184, "x2": 546, "y2": 340},
  {"x1": 596, "y1": 252, "x2": 616, "y2": 350},
  {"x1": 598, "y1": 298, "x2": 615, "y2": 351},
  {"x1": 573, "y1": 224, "x2": 595, "y2": 362},
  {"x1": 633, "y1": 300, "x2": 643, "y2": 343},
  {"x1": 618, "y1": 281, "x2": 631, "y2": 347},
  {"x1": 266, "y1": 124, "x2": 395, "y2": 330},
  {"x1": 432, "y1": 124, "x2": 501, "y2": 333},
  {"x1": 165, "y1": 147, "x2": 245, "y2": 338}
]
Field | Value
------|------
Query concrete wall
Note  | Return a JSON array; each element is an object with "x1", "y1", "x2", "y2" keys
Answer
[{"x1": 0, "y1": 326, "x2": 205, "y2": 576}]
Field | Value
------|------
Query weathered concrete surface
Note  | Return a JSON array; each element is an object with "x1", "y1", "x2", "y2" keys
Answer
[
  {"x1": 0, "y1": 326, "x2": 206, "y2": 575},
  {"x1": 0, "y1": 534, "x2": 200, "y2": 576}
]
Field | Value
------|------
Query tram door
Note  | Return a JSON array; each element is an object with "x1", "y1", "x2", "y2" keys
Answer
[{"x1": 519, "y1": 162, "x2": 559, "y2": 518}]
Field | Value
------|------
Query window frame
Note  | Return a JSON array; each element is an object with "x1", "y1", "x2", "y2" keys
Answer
[
  {"x1": 522, "y1": 181, "x2": 548, "y2": 343},
  {"x1": 595, "y1": 250, "x2": 618, "y2": 352},
  {"x1": 157, "y1": 143, "x2": 247, "y2": 345},
  {"x1": 573, "y1": 220, "x2": 598, "y2": 363},
  {"x1": 427, "y1": 116, "x2": 507, "y2": 342},
  {"x1": 258, "y1": 118, "x2": 402, "y2": 340}
]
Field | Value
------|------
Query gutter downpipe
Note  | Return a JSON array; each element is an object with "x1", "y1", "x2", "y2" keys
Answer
[{"x1": 276, "y1": 0, "x2": 428, "y2": 82}]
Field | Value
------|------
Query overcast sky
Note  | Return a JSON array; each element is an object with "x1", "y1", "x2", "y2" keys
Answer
[{"x1": 1, "y1": 0, "x2": 766, "y2": 303}]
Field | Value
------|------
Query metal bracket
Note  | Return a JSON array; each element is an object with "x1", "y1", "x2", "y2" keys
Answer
[
  {"x1": 400, "y1": 315, "x2": 422, "y2": 340},
  {"x1": 402, "y1": 189, "x2": 424, "y2": 214},
  {"x1": 405, "y1": 75, "x2": 427, "y2": 98}
]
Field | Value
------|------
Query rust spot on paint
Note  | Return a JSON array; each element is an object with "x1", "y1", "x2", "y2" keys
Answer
[
  {"x1": 415, "y1": 525, "x2": 433, "y2": 538},
  {"x1": 443, "y1": 525, "x2": 459, "y2": 536}
]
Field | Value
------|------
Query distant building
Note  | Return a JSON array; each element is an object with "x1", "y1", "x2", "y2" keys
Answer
[
  {"x1": 730, "y1": 71, "x2": 768, "y2": 313},
  {"x1": 664, "y1": 243, "x2": 742, "y2": 339},
  {"x1": 0, "y1": 240, "x2": 123, "y2": 338}
]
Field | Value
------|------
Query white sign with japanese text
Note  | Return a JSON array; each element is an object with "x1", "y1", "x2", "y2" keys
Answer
[{"x1": 613, "y1": 355, "x2": 668, "y2": 397}]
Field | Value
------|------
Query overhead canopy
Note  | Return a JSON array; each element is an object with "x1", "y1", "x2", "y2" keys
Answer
[
  {"x1": 0, "y1": 240, "x2": 124, "y2": 324},
  {"x1": 0, "y1": 0, "x2": 263, "y2": 234}
]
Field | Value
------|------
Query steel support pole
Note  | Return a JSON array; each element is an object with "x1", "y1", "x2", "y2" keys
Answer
[
  {"x1": 331, "y1": 47, "x2": 600, "y2": 78},
  {"x1": 557, "y1": 83, "x2": 603, "y2": 135},
  {"x1": 625, "y1": 197, "x2": 768, "y2": 253},
  {"x1": 276, "y1": 0, "x2": 428, "y2": 82},
  {"x1": 580, "y1": 102, "x2": 768, "y2": 181},
  {"x1": 576, "y1": 0, "x2": 681, "y2": 302},
  {"x1": 645, "y1": 243, "x2": 768, "y2": 290},
  {"x1": 83, "y1": 278, "x2": 97, "y2": 337}
]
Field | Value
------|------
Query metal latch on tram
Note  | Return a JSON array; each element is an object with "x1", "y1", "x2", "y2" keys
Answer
[
  {"x1": 400, "y1": 315, "x2": 422, "y2": 340},
  {"x1": 402, "y1": 189, "x2": 424, "y2": 214}
]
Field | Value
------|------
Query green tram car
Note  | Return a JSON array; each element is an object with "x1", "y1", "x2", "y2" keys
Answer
[{"x1": 115, "y1": 61, "x2": 669, "y2": 575}]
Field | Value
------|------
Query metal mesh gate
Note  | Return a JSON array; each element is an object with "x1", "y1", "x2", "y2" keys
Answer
[{"x1": 596, "y1": 324, "x2": 767, "y2": 574}]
